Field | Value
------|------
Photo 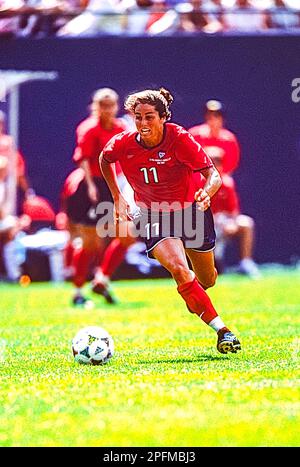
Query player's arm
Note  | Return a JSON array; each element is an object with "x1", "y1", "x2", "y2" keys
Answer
[
  {"x1": 75, "y1": 126, "x2": 99, "y2": 203},
  {"x1": 195, "y1": 166, "x2": 222, "y2": 211},
  {"x1": 175, "y1": 129, "x2": 221, "y2": 210},
  {"x1": 16, "y1": 152, "x2": 35, "y2": 199},
  {"x1": 80, "y1": 159, "x2": 98, "y2": 204},
  {"x1": 99, "y1": 152, "x2": 129, "y2": 223}
]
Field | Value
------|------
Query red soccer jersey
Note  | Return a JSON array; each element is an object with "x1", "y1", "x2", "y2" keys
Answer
[
  {"x1": 102, "y1": 123, "x2": 213, "y2": 211},
  {"x1": 72, "y1": 117, "x2": 126, "y2": 177},
  {"x1": 211, "y1": 174, "x2": 240, "y2": 214},
  {"x1": 188, "y1": 123, "x2": 240, "y2": 174}
]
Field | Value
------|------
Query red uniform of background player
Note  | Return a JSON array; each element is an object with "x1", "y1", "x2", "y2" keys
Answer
[
  {"x1": 208, "y1": 158, "x2": 260, "y2": 278},
  {"x1": 100, "y1": 87, "x2": 241, "y2": 355},
  {"x1": 189, "y1": 99, "x2": 240, "y2": 175},
  {"x1": 190, "y1": 100, "x2": 260, "y2": 278},
  {"x1": 0, "y1": 110, "x2": 36, "y2": 282},
  {"x1": 65, "y1": 88, "x2": 135, "y2": 306}
]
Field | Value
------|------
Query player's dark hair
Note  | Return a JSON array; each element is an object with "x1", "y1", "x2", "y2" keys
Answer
[{"x1": 124, "y1": 87, "x2": 173, "y2": 120}]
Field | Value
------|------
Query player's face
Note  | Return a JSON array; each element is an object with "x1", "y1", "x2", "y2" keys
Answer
[
  {"x1": 94, "y1": 98, "x2": 118, "y2": 121},
  {"x1": 134, "y1": 103, "x2": 166, "y2": 147}
]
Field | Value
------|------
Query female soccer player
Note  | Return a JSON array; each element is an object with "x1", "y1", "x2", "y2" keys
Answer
[{"x1": 99, "y1": 87, "x2": 241, "y2": 354}]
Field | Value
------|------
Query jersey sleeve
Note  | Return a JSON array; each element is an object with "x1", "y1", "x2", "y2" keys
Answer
[
  {"x1": 73, "y1": 127, "x2": 96, "y2": 164},
  {"x1": 102, "y1": 132, "x2": 126, "y2": 163},
  {"x1": 175, "y1": 128, "x2": 213, "y2": 171}
]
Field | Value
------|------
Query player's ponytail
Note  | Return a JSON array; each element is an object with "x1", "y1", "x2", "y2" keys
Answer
[{"x1": 159, "y1": 88, "x2": 173, "y2": 107}]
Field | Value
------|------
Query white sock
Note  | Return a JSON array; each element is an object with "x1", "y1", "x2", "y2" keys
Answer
[
  {"x1": 208, "y1": 316, "x2": 226, "y2": 333},
  {"x1": 94, "y1": 269, "x2": 110, "y2": 286},
  {"x1": 240, "y1": 258, "x2": 255, "y2": 267},
  {"x1": 75, "y1": 287, "x2": 83, "y2": 296},
  {"x1": 3, "y1": 240, "x2": 21, "y2": 281},
  {"x1": 48, "y1": 250, "x2": 65, "y2": 282}
]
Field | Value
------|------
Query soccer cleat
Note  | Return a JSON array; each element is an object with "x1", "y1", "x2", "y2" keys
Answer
[
  {"x1": 91, "y1": 282, "x2": 117, "y2": 304},
  {"x1": 72, "y1": 294, "x2": 94, "y2": 308},
  {"x1": 217, "y1": 328, "x2": 241, "y2": 354},
  {"x1": 237, "y1": 258, "x2": 261, "y2": 279}
]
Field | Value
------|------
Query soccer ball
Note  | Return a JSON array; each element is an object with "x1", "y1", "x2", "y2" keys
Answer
[{"x1": 72, "y1": 326, "x2": 114, "y2": 365}]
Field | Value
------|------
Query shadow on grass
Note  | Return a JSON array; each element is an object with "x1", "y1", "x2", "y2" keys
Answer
[
  {"x1": 138, "y1": 355, "x2": 227, "y2": 364},
  {"x1": 91, "y1": 300, "x2": 148, "y2": 309}
]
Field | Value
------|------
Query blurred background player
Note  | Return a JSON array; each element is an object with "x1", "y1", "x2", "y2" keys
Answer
[
  {"x1": 60, "y1": 166, "x2": 136, "y2": 303},
  {"x1": 189, "y1": 99, "x2": 240, "y2": 175},
  {"x1": 0, "y1": 154, "x2": 31, "y2": 281},
  {"x1": 190, "y1": 99, "x2": 260, "y2": 277},
  {"x1": 65, "y1": 87, "x2": 135, "y2": 306},
  {"x1": 0, "y1": 110, "x2": 36, "y2": 215},
  {"x1": 194, "y1": 146, "x2": 260, "y2": 278},
  {"x1": 0, "y1": 109, "x2": 37, "y2": 281}
]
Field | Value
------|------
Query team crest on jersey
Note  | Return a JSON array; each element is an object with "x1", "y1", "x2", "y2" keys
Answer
[
  {"x1": 88, "y1": 207, "x2": 97, "y2": 220},
  {"x1": 158, "y1": 151, "x2": 166, "y2": 159}
]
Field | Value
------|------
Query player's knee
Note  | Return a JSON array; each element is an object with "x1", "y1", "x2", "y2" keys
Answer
[
  {"x1": 238, "y1": 215, "x2": 254, "y2": 230},
  {"x1": 200, "y1": 270, "x2": 217, "y2": 289},
  {"x1": 170, "y1": 263, "x2": 191, "y2": 283}
]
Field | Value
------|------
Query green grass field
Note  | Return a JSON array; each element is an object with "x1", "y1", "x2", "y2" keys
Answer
[{"x1": 0, "y1": 268, "x2": 300, "y2": 447}]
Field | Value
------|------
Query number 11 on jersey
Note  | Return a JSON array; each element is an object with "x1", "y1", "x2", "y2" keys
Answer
[
  {"x1": 140, "y1": 167, "x2": 159, "y2": 184},
  {"x1": 145, "y1": 222, "x2": 159, "y2": 240}
]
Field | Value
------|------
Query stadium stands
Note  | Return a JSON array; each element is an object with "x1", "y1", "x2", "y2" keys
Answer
[{"x1": 0, "y1": 0, "x2": 299, "y2": 37}]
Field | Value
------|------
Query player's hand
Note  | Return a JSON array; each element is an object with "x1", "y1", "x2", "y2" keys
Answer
[
  {"x1": 18, "y1": 214, "x2": 32, "y2": 231},
  {"x1": 195, "y1": 188, "x2": 211, "y2": 211},
  {"x1": 87, "y1": 183, "x2": 98, "y2": 204},
  {"x1": 113, "y1": 195, "x2": 130, "y2": 224}
]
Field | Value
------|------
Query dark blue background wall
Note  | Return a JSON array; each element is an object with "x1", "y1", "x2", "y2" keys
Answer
[{"x1": 0, "y1": 35, "x2": 299, "y2": 264}]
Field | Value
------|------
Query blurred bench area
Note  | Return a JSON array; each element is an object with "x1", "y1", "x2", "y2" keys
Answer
[{"x1": 0, "y1": 0, "x2": 299, "y2": 38}]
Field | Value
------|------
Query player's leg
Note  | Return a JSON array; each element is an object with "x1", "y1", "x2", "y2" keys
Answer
[
  {"x1": 65, "y1": 177, "x2": 104, "y2": 306},
  {"x1": 72, "y1": 224, "x2": 103, "y2": 306},
  {"x1": 87, "y1": 176, "x2": 132, "y2": 302},
  {"x1": 185, "y1": 247, "x2": 241, "y2": 353},
  {"x1": 1, "y1": 222, "x2": 23, "y2": 282},
  {"x1": 235, "y1": 215, "x2": 260, "y2": 278},
  {"x1": 213, "y1": 213, "x2": 229, "y2": 273},
  {"x1": 152, "y1": 238, "x2": 241, "y2": 354},
  {"x1": 184, "y1": 205, "x2": 240, "y2": 353},
  {"x1": 92, "y1": 221, "x2": 136, "y2": 303},
  {"x1": 184, "y1": 205, "x2": 217, "y2": 290},
  {"x1": 185, "y1": 249, "x2": 217, "y2": 290},
  {"x1": 92, "y1": 178, "x2": 139, "y2": 302},
  {"x1": 63, "y1": 218, "x2": 81, "y2": 279}
]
